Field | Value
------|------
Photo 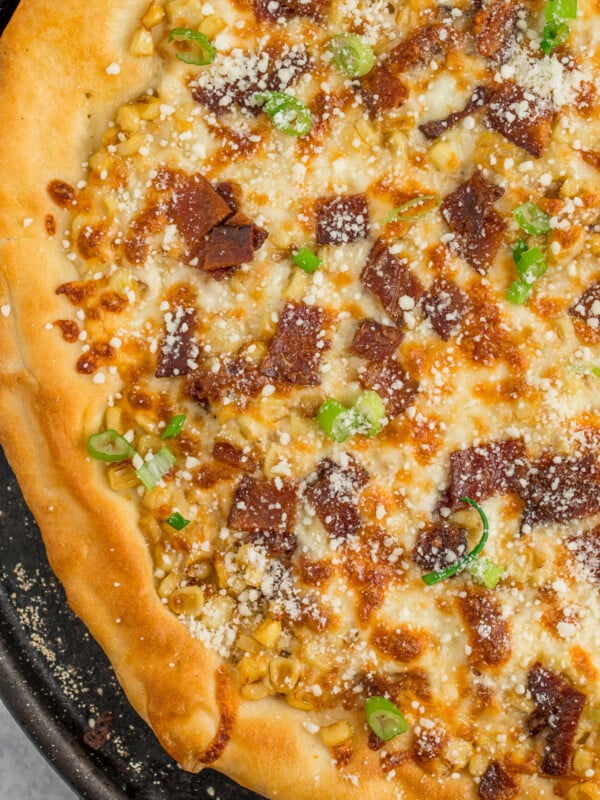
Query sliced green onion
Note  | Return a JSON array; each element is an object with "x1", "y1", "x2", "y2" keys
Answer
[
  {"x1": 169, "y1": 28, "x2": 216, "y2": 65},
  {"x1": 254, "y1": 91, "x2": 312, "y2": 137},
  {"x1": 317, "y1": 398, "x2": 354, "y2": 443},
  {"x1": 513, "y1": 238, "x2": 528, "y2": 262},
  {"x1": 506, "y1": 244, "x2": 548, "y2": 304},
  {"x1": 506, "y1": 279, "x2": 532, "y2": 304},
  {"x1": 292, "y1": 247, "x2": 322, "y2": 274},
  {"x1": 541, "y1": 0, "x2": 576, "y2": 53},
  {"x1": 568, "y1": 363, "x2": 600, "y2": 378},
  {"x1": 161, "y1": 414, "x2": 186, "y2": 440},
  {"x1": 546, "y1": 0, "x2": 577, "y2": 22},
  {"x1": 352, "y1": 390, "x2": 386, "y2": 437},
  {"x1": 422, "y1": 498, "x2": 489, "y2": 586},
  {"x1": 512, "y1": 202, "x2": 551, "y2": 235},
  {"x1": 87, "y1": 430, "x2": 136, "y2": 462},
  {"x1": 384, "y1": 195, "x2": 441, "y2": 224},
  {"x1": 365, "y1": 696, "x2": 409, "y2": 741},
  {"x1": 468, "y1": 557, "x2": 505, "y2": 589},
  {"x1": 329, "y1": 33, "x2": 375, "y2": 78},
  {"x1": 166, "y1": 512, "x2": 190, "y2": 530},
  {"x1": 136, "y1": 446, "x2": 176, "y2": 491}
]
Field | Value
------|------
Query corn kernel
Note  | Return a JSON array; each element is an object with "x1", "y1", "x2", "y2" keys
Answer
[
  {"x1": 429, "y1": 140, "x2": 458, "y2": 171},
  {"x1": 130, "y1": 26, "x2": 155, "y2": 57},
  {"x1": 283, "y1": 268, "x2": 309, "y2": 301},
  {"x1": 568, "y1": 783, "x2": 600, "y2": 800},
  {"x1": 354, "y1": 117, "x2": 380, "y2": 147},
  {"x1": 468, "y1": 752, "x2": 488, "y2": 777},
  {"x1": 254, "y1": 618, "x2": 282, "y2": 649},
  {"x1": 105, "y1": 406, "x2": 122, "y2": 433},
  {"x1": 142, "y1": 484, "x2": 171, "y2": 511},
  {"x1": 155, "y1": 542, "x2": 176, "y2": 571},
  {"x1": 202, "y1": 595, "x2": 235, "y2": 630},
  {"x1": 136, "y1": 96, "x2": 162, "y2": 121},
  {"x1": 238, "y1": 653, "x2": 269, "y2": 684},
  {"x1": 198, "y1": 14, "x2": 226, "y2": 37},
  {"x1": 116, "y1": 105, "x2": 141, "y2": 134},
  {"x1": 573, "y1": 748, "x2": 596, "y2": 776},
  {"x1": 386, "y1": 129, "x2": 408, "y2": 159},
  {"x1": 141, "y1": 0, "x2": 165, "y2": 27},
  {"x1": 269, "y1": 657, "x2": 301, "y2": 694},
  {"x1": 168, "y1": 586, "x2": 205, "y2": 615},
  {"x1": 116, "y1": 133, "x2": 147, "y2": 157},
  {"x1": 443, "y1": 738, "x2": 473, "y2": 768},
  {"x1": 166, "y1": 0, "x2": 204, "y2": 26},
  {"x1": 158, "y1": 571, "x2": 179, "y2": 598},
  {"x1": 140, "y1": 513, "x2": 163, "y2": 544},
  {"x1": 108, "y1": 462, "x2": 139, "y2": 492},
  {"x1": 286, "y1": 686, "x2": 315, "y2": 711},
  {"x1": 241, "y1": 681, "x2": 270, "y2": 701},
  {"x1": 319, "y1": 720, "x2": 354, "y2": 748},
  {"x1": 236, "y1": 633, "x2": 260, "y2": 653}
]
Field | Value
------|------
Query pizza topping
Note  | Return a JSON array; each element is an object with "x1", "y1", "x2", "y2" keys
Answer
[
  {"x1": 261, "y1": 302, "x2": 328, "y2": 385},
  {"x1": 364, "y1": 696, "x2": 408, "y2": 741},
  {"x1": 186, "y1": 355, "x2": 267, "y2": 409},
  {"x1": 527, "y1": 662, "x2": 586, "y2": 775},
  {"x1": 486, "y1": 82, "x2": 554, "y2": 158},
  {"x1": 568, "y1": 526, "x2": 600, "y2": 585},
  {"x1": 359, "y1": 65, "x2": 409, "y2": 117},
  {"x1": 359, "y1": 360, "x2": 419, "y2": 417},
  {"x1": 570, "y1": 280, "x2": 600, "y2": 334},
  {"x1": 521, "y1": 454, "x2": 600, "y2": 528},
  {"x1": 383, "y1": 195, "x2": 441, "y2": 224},
  {"x1": 477, "y1": 761, "x2": 518, "y2": 800},
  {"x1": 292, "y1": 247, "x2": 322, "y2": 274},
  {"x1": 387, "y1": 22, "x2": 461, "y2": 73},
  {"x1": 419, "y1": 87, "x2": 488, "y2": 141},
  {"x1": 87, "y1": 430, "x2": 136, "y2": 462},
  {"x1": 448, "y1": 439, "x2": 528, "y2": 510},
  {"x1": 317, "y1": 391, "x2": 386, "y2": 441},
  {"x1": 413, "y1": 726, "x2": 447, "y2": 762},
  {"x1": 227, "y1": 476, "x2": 298, "y2": 556},
  {"x1": 136, "y1": 446, "x2": 176, "y2": 490},
  {"x1": 329, "y1": 34, "x2": 375, "y2": 78},
  {"x1": 541, "y1": 0, "x2": 578, "y2": 55},
  {"x1": 457, "y1": 585, "x2": 511, "y2": 667},
  {"x1": 441, "y1": 172, "x2": 506, "y2": 273},
  {"x1": 165, "y1": 512, "x2": 191, "y2": 531},
  {"x1": 420, "y1": 277, "x2": 470, "y2": 341},
  {"x1": 412, "y1": 522, "x2": 468, "y2": 574},
  {"x1": 254, "y1": 91, "x2": 312, "y2": 137},
  {"x1": 212, "y1": 442, "x2": 259, "y2": 473},
  {"x1": 360, "y1": 239, "x2": 423, "y2": 322},
  {"x1": 473, "y1": 1, "x2": 524, "y2": 62},
  {"x1": 156, "y1": 307, "x2": 197, "y2": 378},
  {"x1": 161, "y1": 414, "x2": 186, "y2": 440},
  {"x1": 202, "y1": 225, "x2": 256, "y2": 271},
  {"x1": 307, "y1": 455, "x2": 369, "y2": 539},
  {"x1": 315, "y1": 194, "x2": 370, "y2": 246},
  {"x1": 168, "y1": 28, "x2": 216, "y2": 66},
  {"x1": 512, "y1": 203, "x2": 551, "y2": 236},
  {"x1": 350, "y1": 319, "x2": 402, "y2": 362},
  {"x1": 252, "y1": 0, "x2": 329, "y2": 22}
]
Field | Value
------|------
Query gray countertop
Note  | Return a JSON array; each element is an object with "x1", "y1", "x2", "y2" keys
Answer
[{"x1": 0, "y1": 697, "x2": 76, "y2": 799}]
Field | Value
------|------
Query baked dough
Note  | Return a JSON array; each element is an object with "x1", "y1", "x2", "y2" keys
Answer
[{"x1": 1, "y1": 1, "x2": 600, "y2": 798}]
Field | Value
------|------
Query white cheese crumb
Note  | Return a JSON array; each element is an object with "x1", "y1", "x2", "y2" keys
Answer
[
  {"x1": 106, "y1": 62, "x2": 121, "y2": 75},
  {"x1": 1, "y1": 305, "x2": 11, "y2": 318}
]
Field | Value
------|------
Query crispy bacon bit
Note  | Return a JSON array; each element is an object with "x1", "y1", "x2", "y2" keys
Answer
[
  {"x1": 570, "y1": 280, "x2": 600, "y2": 334},
  {"x1": 83, "y1": 711, "x2": 113, "y2": 750},
  {"x1": 261, "y1": 302, "x2": 328, "y2": 385},
  {"x1": 350, "y1": 319, "x2": 402, "y2": 362},
  {"x1": 315, "y1": 194, "x2": 370, "y2": 246},
  {"x1": 420, "y1": 277, "x2": 470, "y2": 340},
  {"x1": 202, "y1": 226, "x2": 256, "y2": 271},
  {"x1": 360, "y1": 65, "x2": 409, "y2": 117},
  {"x1": 253, "y1": 0, "x2": 329, "y2": 21},
  {"x1": 212, "y1": 441, "x2": 259, "y2": 473},
  {"x1": 419, "y1": 86, "x2": 488, "y2": 140},
  {"x1": 47, "y1": 179, "x2": 77, "y2": 208},
  {"x1": 522, "y1": 454, "x2": 600, "y2": 528},
  {"x1": 359, "y1": 360, "x2": 419, "y2": 417},
  {"x1": 457, "y1": 586, "x2": 511, "y2": 667},
  {"x1": 528, "y1": 662, "x2": 586, "y2": 776},
  {"x1": 568, "y1": 526, "x2": 600, "y2": 585},
  {"x1": 412, "y1": 521, "x2": 468, "y2": 573},
  {"x1": 45, "y1": 214, "x2": 56, "y2": 236},
  {"x1": 56, "y1": 280, "x2": 96, "y2": 304},
  {"x1": 192, "y1": 45, "x2": 311, "y2": 115},
  {"x1": 194, "y1": 464, "x2": 235, "y2": 489},
  {"x1": 371, "y1": 624, "x2": 426, "y2": 663},
  {"x1": 228, "y1": 476, "x2": 298, "y2": 555},
  {"x1": 486, "y1": 82, "x2": 554, "y2": 158},
  {"x1": 156, "y1": 308, "x2": 197, "y2": 378},
  {"x1": 473, "y1": 1, "x2": 523, "y2": 62},
  {"x1": 186, "y1": 355, "x2": 267, "y2": 409},
  {"x1": 478, "y1": 762, "x2": 518, "y2": 800},
  {"x1": 166, "y1": 171, "x2": 232, "y2": 260},
  {"x1": 413, "y1": 727, "x2": 446, "y2": 762},
  {"x1": 448, "y1": 439, "x2": 528, "y2": 509},
  {"x1": 388, "y1": 23, "x2": 462, "y2": 73},
  {"x1": 54, "y1": 319, "x2": 80, "y2": 343},
  {"x1": 307, "y1": 455, "x2": 369, "y2": 540},
  {"x1": 441, "y1": 172, "x2": 506, "y2": 273},
  {"x1": 361, "y1": 239, "x2": 423, "y2": 322}
]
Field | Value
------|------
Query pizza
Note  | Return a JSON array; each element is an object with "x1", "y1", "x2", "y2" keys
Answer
[{"x1": 2, "y1": 0, "x2": 600, "y2": 797}]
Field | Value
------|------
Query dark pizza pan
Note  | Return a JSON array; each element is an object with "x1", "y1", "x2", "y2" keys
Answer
[{"x1": 0, "y1": 3, "x2": 265, "y2": 798}]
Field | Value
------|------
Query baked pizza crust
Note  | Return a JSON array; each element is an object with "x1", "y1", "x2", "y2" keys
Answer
[{"x1": 1, "y1": 1, "x2": 599, "y2": 799}]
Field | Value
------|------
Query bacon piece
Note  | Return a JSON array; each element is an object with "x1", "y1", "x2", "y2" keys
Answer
[
  {"x1": 570, "y1": 280, "x2": 600, "y2": 334},
  {"x1": 156, "y1": 307, "x2": 198, "y2": 378},
  {"x1": 228, "y1": 476, "x2": 298, "y2": 555},
  {"x1": 192, "y1": 46, "x2": 311, "y2": 115},
  {"x1": 486, "y1": 81, "x2": 554, "y2": 158},
  {"x1": 360, "y1": 360, "x2": 419, "y2": 417},
  {"x1": 458, "y1": 586, "x2": 511, "y2": 667},
  {"x1": 307, "y1": 455, "x2": 369, "y2": 539},
  {"x1": 212, "y1": 441, "x2": 259, "y2": 473},
  {"x1": 387, "y1": 23, "x2": 462, "y2": 73},
  {"x1": 521, "y1": 454, "x2": 600, "y2": 528},
  {"x1": 261, "y1": 302, "x2": 328, "y2": 385},
  {"x1": 568, "y1": 526, "x2": 600, "y2": 585},
  {"x1": 166, "y1": 171, "x2": 232, "y2": 260},
  {"x1": 473, "y1": 1, "x2": 523, "y2": 62},
  {"x1": 361, "y1": 239, "x2": 423, "y2": 322},
  {"x1": 419, "y1": 86, "x2": 488, "y2": 140},
  {"x1": 185, "y1": 355, "x2": 266, "y2": 409},
  {"x1": 413, "y1": 727, "x2": 446, "y2": 762},
  {"x1": 201, "y1": 226, "x2": 255, "y2": 271},
  {"x1": 350, "y1": 319, "x2": 402, "y2": 362},
  {"x1": 419, "y1": 277, "x2": 470, "y2": 340},
  {"x1": 412, "y1": 521, "x2": 468, "y2": 573},
  {"x1": 371, "y1": 624, "x2": 426, "y2": 662},
  {"x1": 528, "y1": 662, "x2": 586, "y2": 776},
  {"x1": 315, "y1": 194, "x2": 370, "y2": 246},
  {"x1": 448, "y1": 439, "x2": 528, "y2": 509},
  {"x1": 360, "y1": 65, "x2": 409, "y2": 117},
  {"x1": 83, "y1": 711, "x2": 113, "y2": 751},
  {"x1": 478, "y1": 762, "x2": 518, "y2": 800},
  {"x1": 253, "y1": 0, "x2": 329, "y2": 21},
  {"x1": 441, "y1": 171, "x2": 506, "y2": 273}
]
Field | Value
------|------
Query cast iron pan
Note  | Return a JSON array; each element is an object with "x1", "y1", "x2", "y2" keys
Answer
[{"x1": 0, "y1": 3, "x2": 265, "y2": 797}]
